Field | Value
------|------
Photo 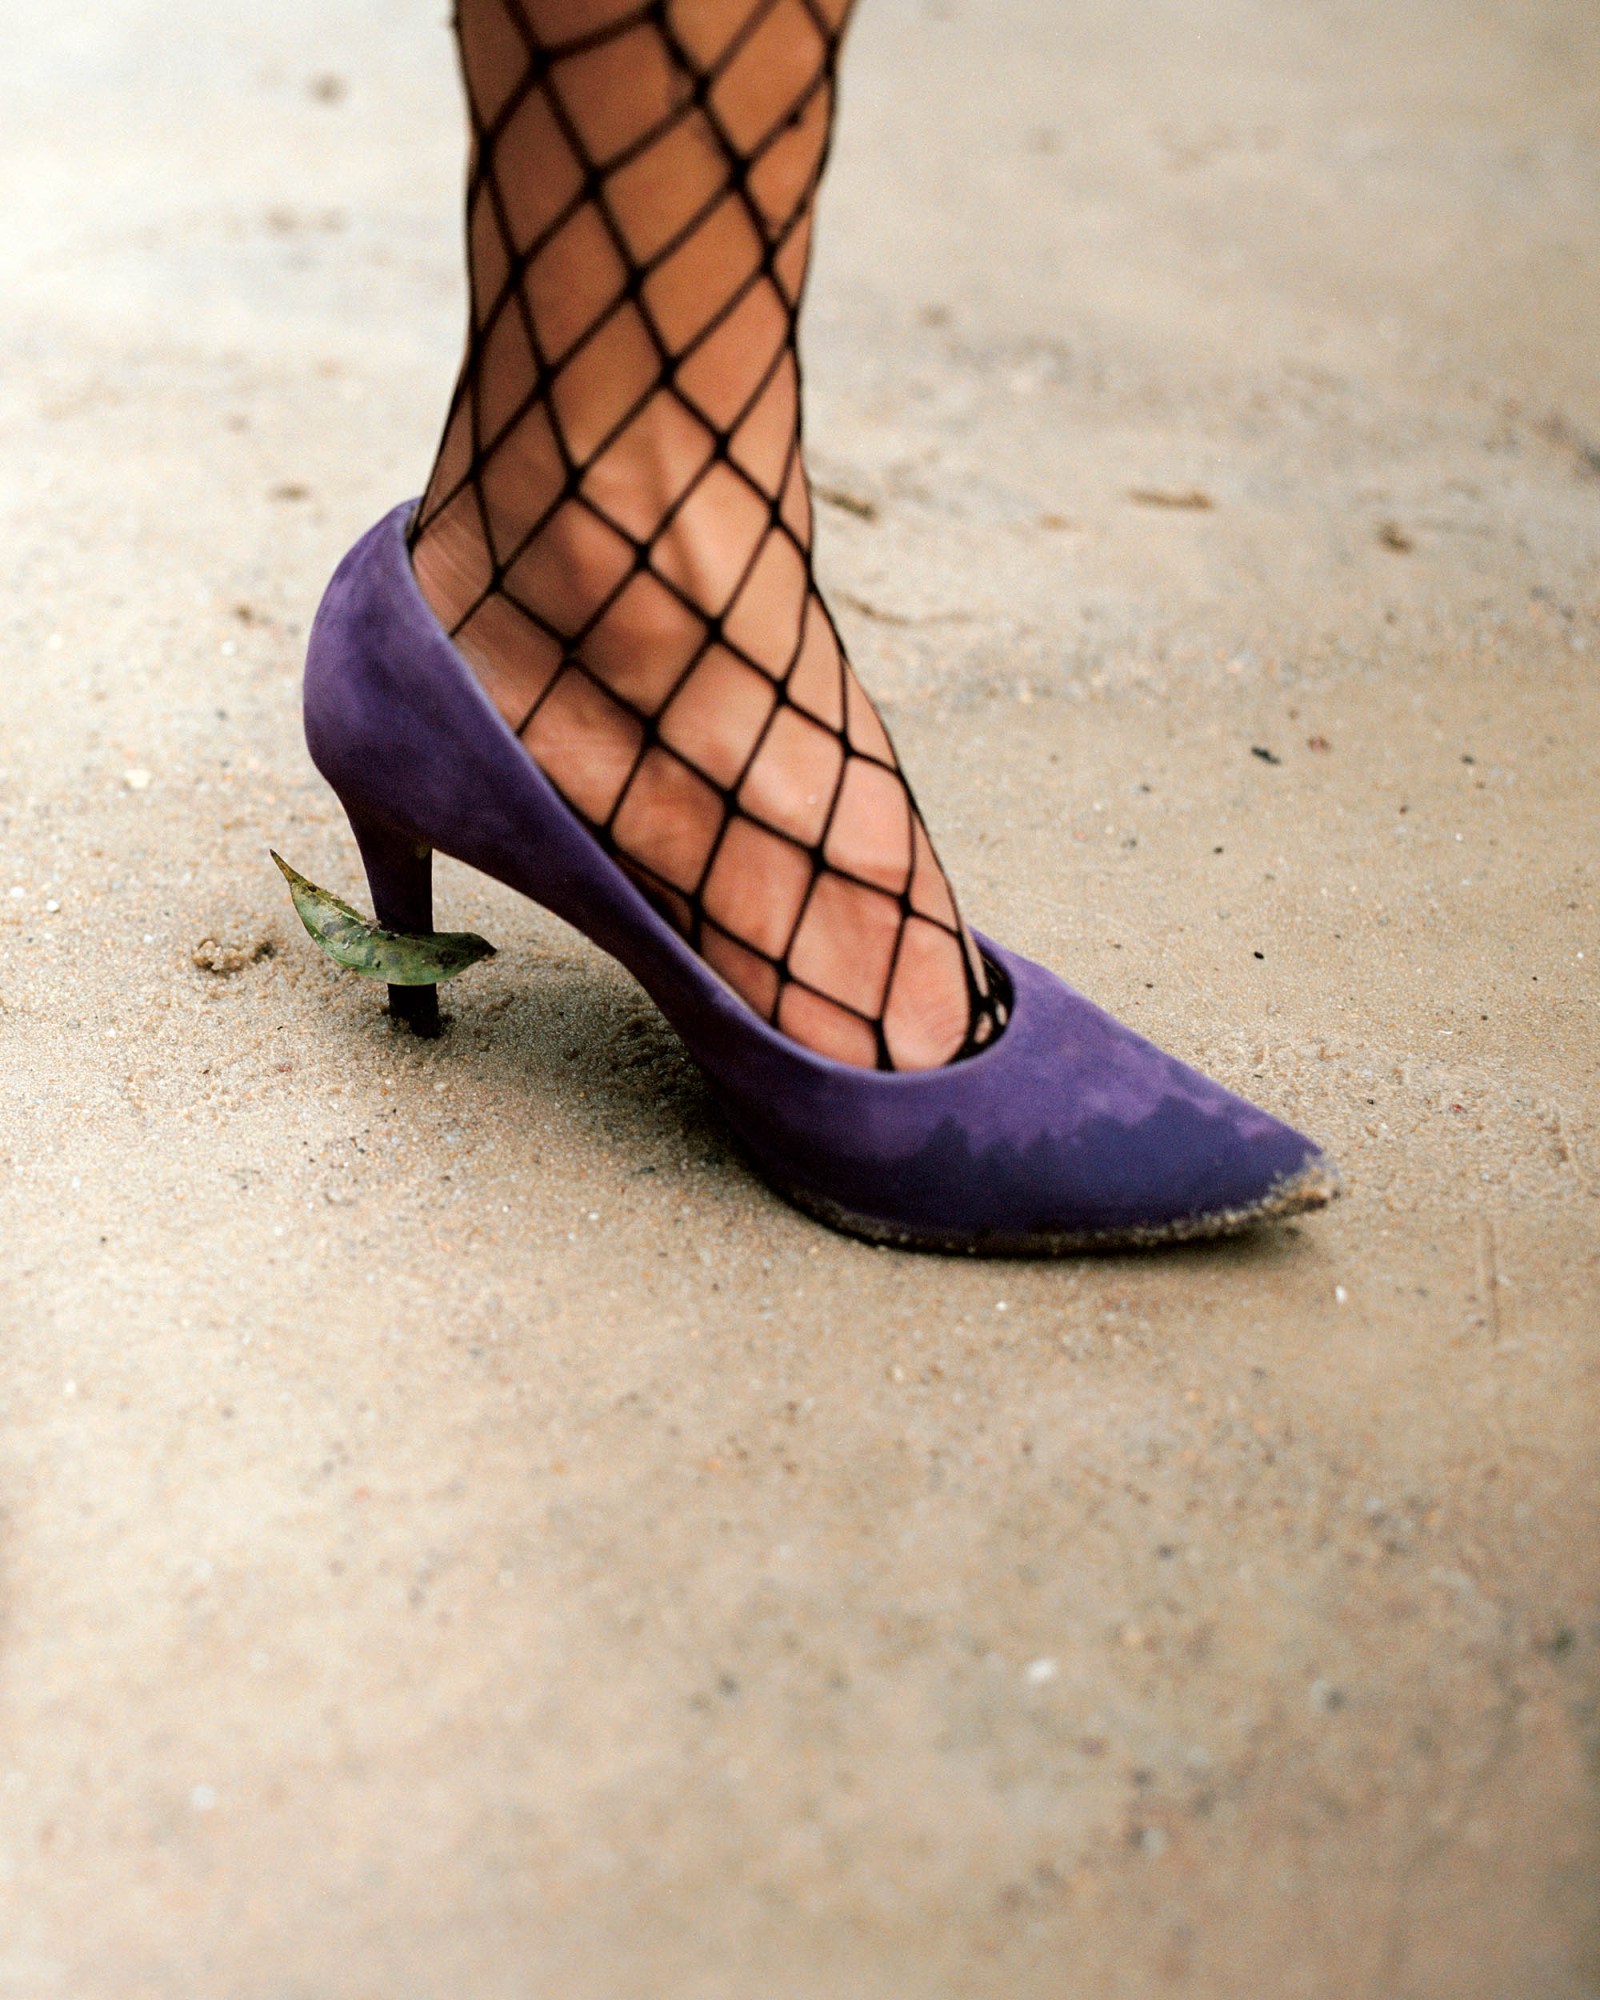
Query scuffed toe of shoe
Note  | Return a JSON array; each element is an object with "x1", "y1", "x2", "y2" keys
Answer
[{"x1": 1253, "y1": 1148, "x2": 1342, "y2": 1222}]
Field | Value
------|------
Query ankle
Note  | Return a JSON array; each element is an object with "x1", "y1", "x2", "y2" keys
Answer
[{"x1": 416, "y1": 440, "x2": 805, "y2": 716}]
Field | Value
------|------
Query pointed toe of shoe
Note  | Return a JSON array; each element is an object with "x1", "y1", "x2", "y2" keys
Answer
[
  {"x1": 1130, "y1": 1107, "x2": 1341, "y2": 1245},
  {"x1": 725, "y1": 942, "x2": 1340, "y2": 1253},
  {"x1": 1243, "y1": 1140, "x2": 1343, "y2": 1227}
]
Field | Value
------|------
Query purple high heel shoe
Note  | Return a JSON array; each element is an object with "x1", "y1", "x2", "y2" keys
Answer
[{"x1": 295, "y1": 504, "x2": 1339, "y2": 1253}]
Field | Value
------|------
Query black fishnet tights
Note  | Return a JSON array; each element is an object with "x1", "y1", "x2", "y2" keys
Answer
[{"x1": 411, "y1": 0, "x2": 1005, "y2": 1069}]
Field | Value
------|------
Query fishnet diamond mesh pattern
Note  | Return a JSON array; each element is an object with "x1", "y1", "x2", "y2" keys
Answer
[{"x1": 411, "y1": 0, "x2": 1005, "y2": 1067}]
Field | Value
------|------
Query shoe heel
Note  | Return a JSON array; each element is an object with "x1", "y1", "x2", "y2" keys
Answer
[{"x1": 345, "y1": 806, "x2": 442, "y2": 1038}]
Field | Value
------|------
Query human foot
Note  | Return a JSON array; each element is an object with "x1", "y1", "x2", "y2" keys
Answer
[
  {"x1": 413, "y1": 444, "x2": 1001, "y2": 1067},
  {"x1": 409, "y1": 0, "x2": 1002, "y2": 1069}
]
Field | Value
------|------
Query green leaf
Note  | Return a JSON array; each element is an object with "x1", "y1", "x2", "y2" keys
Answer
[{"x1": 270, "y1": 851, "x2": 495, "y2": 986}]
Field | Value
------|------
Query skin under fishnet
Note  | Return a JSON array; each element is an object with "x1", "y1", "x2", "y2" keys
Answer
[{"x1": 411, "y1": 0, "x2": 1006, "y2": 1069}]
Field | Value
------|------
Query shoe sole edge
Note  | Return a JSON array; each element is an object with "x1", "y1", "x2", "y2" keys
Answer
[{"x1": 763, "y1": 1157, "x2": 1342, "y2": 1257}]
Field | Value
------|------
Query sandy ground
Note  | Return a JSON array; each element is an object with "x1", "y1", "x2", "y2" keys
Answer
[{"x1": 2, "y1": 0, "x2": 1597, "y2": 1994}]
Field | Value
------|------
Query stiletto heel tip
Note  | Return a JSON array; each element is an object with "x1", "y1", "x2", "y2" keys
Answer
[{"x1": 385, "y1": 984, "x2": 442, "y2": 1037}]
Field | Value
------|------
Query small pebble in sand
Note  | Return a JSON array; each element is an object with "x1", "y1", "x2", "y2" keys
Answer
[
  {"x1": 1025, "y1": 1658, "x2": 1058, "y2": 1685},
  {"x1": 45, "y1": 899, "x2": 59, "y2": 913},
  {"x1": 192, "y1": 936, "x2": 273, "y2": 975},
  {"x1": 8, "y1": 887, "x2": 23, "y2": 901},
  {"x1": 123, "y1": 768, "x2": 152, "y2": 791},
  {"x1": 1335, "y1": 1285, "x2": 1348, "y2": 1304}
]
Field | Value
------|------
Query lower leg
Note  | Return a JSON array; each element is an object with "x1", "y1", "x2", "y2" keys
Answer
[{"x1": 412, "y1": 0, "x2": 1002, "y2": 1068}]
